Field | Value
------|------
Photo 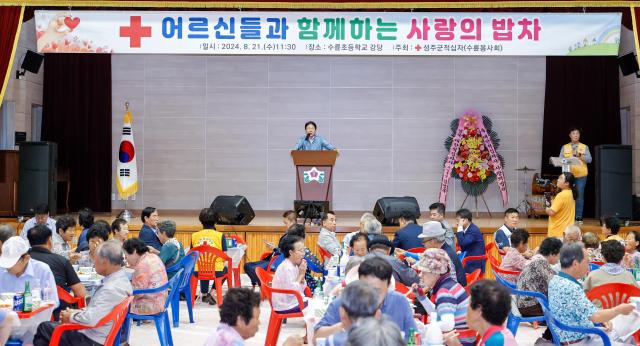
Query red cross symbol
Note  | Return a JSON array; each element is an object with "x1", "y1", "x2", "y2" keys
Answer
[
  {"x1": 120, "y1": 16, "x2": 152, "y2": 48},
  {"x1": 415, "y1": 44, "x2": 422, "y2": 51}
]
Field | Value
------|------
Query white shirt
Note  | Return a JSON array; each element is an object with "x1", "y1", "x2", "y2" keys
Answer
[
  {"x1": 0, "y1": 259, "x2": 59, "y2": 306},
  {"x1": 20, "y1": 217, "x2": 57, "y2": 240}
]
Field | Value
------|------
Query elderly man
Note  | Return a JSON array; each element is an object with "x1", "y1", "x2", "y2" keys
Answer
[
  {"x1": 0, "y1": 236, "x2": 58, "y2": 344},
  {"x1": 34, "y1": 240, "x2": 133, "y2": 346},
  {"x1": 314, "y1": 257, "x2": 416, "y2": 341},
  {"x1": 0, "y1": 224, "x2": 15, "y2": 254},
  {"x1": 392, "y1": 211, "x2": 423, "y2": 250},
  {"x1": 396, "y1": 221, "x2": 466, "y2": 285},
  {"x1": 548, "y1": 243, "x2": 636, "y2": 345},
  {"x1": 20, "y1": 203, "x2": 57, "y2": 240},
  {"x1": 563, "y1": 225, "x2": 582, "y2": 244},
  {"x1": 367, "y1": 236, "x2": 419, "y2": 287},
  {"x1": 318, "y1": 211, "x2": 341, "y2": 257},
  {"x1": 342, "y1": 213, "x2": 377, "y2": 250}
]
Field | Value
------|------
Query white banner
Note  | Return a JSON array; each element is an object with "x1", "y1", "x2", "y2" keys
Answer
[{"x1": 35, "y1": 11, "x2": 621, "y2": 56}]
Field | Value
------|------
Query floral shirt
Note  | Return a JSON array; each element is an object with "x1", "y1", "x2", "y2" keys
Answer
[
  {"x1": 516, "y1": 255, "x2": 555, "y2": 309},
  {"x1": 203, "y1": 323, "x2": 244, "y2": 346},
  {"x1": 548, "y1": 272, "x2": 598, "y2": 342},
  {"x1": 624, "y1": 250, "x2": 640, "y2": 269},
  {"x1": 272, "y1": 258, "x2": 307, "y2": 312},
  {"x1": 500, "y1": 247, "x2": 530, "y2": 284},
  {"x1": 586, "y1": 248, "x2": 604, "y2": 263},
  {"x1": 131, "y1": 253, "x2": 168, "y2": 315},
  {"x1": 52, "y1": 232, "x2": 71, "y2": 258}
]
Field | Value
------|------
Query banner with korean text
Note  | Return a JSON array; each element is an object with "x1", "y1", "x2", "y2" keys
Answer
[{"x1": 35, "y1": 11, "x2": 621, "y2": 56}]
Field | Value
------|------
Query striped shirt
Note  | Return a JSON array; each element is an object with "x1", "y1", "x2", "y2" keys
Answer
[{"x1": 432, "y1": 274, "x2": 472, "y2": 345}]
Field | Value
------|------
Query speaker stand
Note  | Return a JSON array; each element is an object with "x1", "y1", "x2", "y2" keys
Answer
[{"x1": 460, "y1": 193, "x2": 492, "y2": 218}]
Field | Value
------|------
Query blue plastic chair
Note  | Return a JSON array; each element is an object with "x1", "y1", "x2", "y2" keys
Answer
[
  {"x1": 535, "y1": 296, "x2": 612, "y2": 346},
  {"x1": 121, "y1": 268, "x2": 184, "y2": 346},
  {"x1": 494, "y1": 268, "x2": 547, "y2": 336},
  {"x1": 458, "y1": 251, "x2": 467, "y2": 263},
  {"x1": 5, "y1": 338, "x2": 22, "y2": 345},
  {"x1": 589, "y1": 263, "x2": 602, "y2": 271},
  {"x1": 166, "y1": 251, "x2": 199, "y2": 327}
]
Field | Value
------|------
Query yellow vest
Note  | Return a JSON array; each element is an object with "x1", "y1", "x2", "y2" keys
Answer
[
  {"x1": 563, "y1": 143, "x2": 588, "y2": 178},
  {"x1": 191, "y1": 229, "x2": 225, "y2": 272}
]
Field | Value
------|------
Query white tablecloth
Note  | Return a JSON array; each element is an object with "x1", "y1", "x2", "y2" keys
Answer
[
  {"x1": 9, "y1": 304, "x2": 55, "y2": 344},
  {"x1": 226, "y1": 245, "x2": 247, "y2": 269},
  {"x1": 303, "y1": 298, "x2": 331, "y2": 346}
]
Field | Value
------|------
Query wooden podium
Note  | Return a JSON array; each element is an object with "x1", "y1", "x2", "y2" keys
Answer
[{"x1": 291, "y1": 150, "x2": 338, "y2": 210}]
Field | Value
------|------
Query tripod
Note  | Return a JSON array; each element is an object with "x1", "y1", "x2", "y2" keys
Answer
[{"x1": 515, "y1": 166, "x2": 536, "y2": 217}]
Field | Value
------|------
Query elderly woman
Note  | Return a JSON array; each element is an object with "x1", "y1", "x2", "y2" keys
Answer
[
  {"x1": 110, "y1": 218, "x2": 129, "y2": 243},
  {"x1": 624, "y1": 230, "x2": 640, "y2": 269},
  {"x1": 272, "y1": 234, "x2": 308, "y2": 313},
  {"x1": 413, "y1": 248, "x2": 472, "y2": 346},
  {"x1": 583, "y1": 239, "x2": 639, "y2": 293},
  {"x1": 157, "y1": 220, "x2": 185, "y2": 272},
  {"x1": 123, "y1": 238, "x2": 169, "y2": 315},
  {"x1": 582, "y1": 232, "x2": 604, "y2": 263},
  {"x1": 285, "y1": 224, "x2": 324, "y2": 292},
  {"x1": 516, "y1": 237, "x2": 562, "y2": 341},
  {"x1": 500, "y1": 229, "x2": 533, "y2": 284}
]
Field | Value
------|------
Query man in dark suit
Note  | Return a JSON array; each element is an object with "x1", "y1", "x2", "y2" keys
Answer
[
  {"x1": 455, "y1": 208, "x2": 485, "y2": 274},
  {"x1": 391, "y1": 211, "x2": 423, "y2": 250},
  {"x1": 138, "y1": 206, "x2": 162, "y2": 253}
]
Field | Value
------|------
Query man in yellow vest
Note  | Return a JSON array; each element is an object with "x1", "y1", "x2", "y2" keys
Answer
[{"x1": 560, "y1": 127, "x2": 591, "y2": 223}]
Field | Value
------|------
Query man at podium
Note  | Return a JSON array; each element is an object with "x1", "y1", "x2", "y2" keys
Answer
[
  {"x1": 560, "y1": 127, "x2": 591, "y2": 223},
  {"x1": 295, "y1": 121, "x2": 335, "y2": 151}
]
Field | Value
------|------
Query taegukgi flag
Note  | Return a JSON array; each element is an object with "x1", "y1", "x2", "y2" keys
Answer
[{"x1": 116, "y1": 105, "x2": 138, "y2": 199}]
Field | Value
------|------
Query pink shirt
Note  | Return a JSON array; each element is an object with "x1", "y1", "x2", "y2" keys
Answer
[
  {"x1": 203, "y1": 323, "x2": 244, "y2": 346},
  {"x1": 500, "y1": 247, "x2": 530, "y2": 284},
  {"x1": 271, "y1": 258, "x2": 307, "y2": 312}
]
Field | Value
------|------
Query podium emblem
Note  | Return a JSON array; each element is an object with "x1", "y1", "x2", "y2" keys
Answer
[{"x1": 303, "y1": 167, "x2": 325, "y2": 184}]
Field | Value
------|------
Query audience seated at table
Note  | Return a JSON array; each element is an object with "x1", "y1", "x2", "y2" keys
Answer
[
  {"x1": 600, "y1": 215, "x2": 624, "y2": 244},
  {"x1": 110, "y1": 218, "x2": 129, "y2": 244},
  {"x1": 123, "y1": 238, "x2": 168, "y2": 315},
  {"x1": 548, "y1": 243, "x2": 636, "y2": 345},
  {"x1": 516, "y1": 237, "x2": 562, "y2": 341},
  {"x1": 20, "y1": 203, "x2": 56, "y2": 240},
  {"x1": 413, "y1": 248, "x2": 473, "y2": 346},
  {"x1": 157, "y1": 220, "x2": 184, "y2": 275},
  {"x1": 243, "y1": 210, "x2": 297, "y2": 287},
  {"x1": 204, "y1": 287, "x2": 302, "y2": 346},
  {"x1": 314, "y1": 257, "x2": 416, "y2": 342},
  {"x1": 366, "y1": 236, "x2": 419, "y2": 287},
  {"x1": 77, "y1": 221, "x2": 110, "y2": 267},
  {"x1": 272, "y1": 234, "x2": 309, "y2": 314},
  {"x1": 582, "y1": 240, "x2": 638, "y2": 293},
  {"x1": 494, "y1": 208, "x2": 520, "y2": 252},
  {"x1": 34, "y1": 240, "x2": 133, "y2": 346},
  {"x1": 0, "y1": 224, "x2": 15, "y2": 254},
  {"x1": 348, "y1": 232, "x2": 369, "y2": 259},
  {"x1": 192, "y1": 207, "x2": 228, "y2": 306},
  {"x1": 27, "y1": 224, "x2": 86, "y2": 320},
  {"x1": 396, "y1": 221, "x2": 466, "y2": 286},
  {"x1": 286, "y1": 224, "x2": 325, "y2": 292},
  {"x1": 444, "y1": 280, "x2": 517, "y2": 346},
  {"x1": 0, "y1": 310, "x2": 13, "y2": 345},
  {"x1": 51, "y1": 215, "x2": 78, "y2": 260},
  {"x1": 138, "y1": 207, "x2": 163, "y2": 254},
  {"x1": 454, "y1": 208, "x2": 485, "y2": 274},
  {"x1": 318, "y1": 211, "x2": 341, "y2": 257},
  {"x1": 0, "y1": 236, "x2": 59, "y2": 344},
  {"x1": 500, "y1": 228, "x2": 534, "y2": 284},
  {"x1": 75, "y1": 207, "x2": 95, "y2": 252},
  {"x1": 582, "y1": 232, "x2": 604, "y2": 263},
  {"x1": 428, "y1": 202, "x2": 456, "y2": 249},
  {"x1": 392, "y1": 210, "x2": 423, "y2": 250},
  {"x1": 342, "y1": 212, "x2": 377, "y2": 250},
  {"x1": 623, "y1": 230, "x2": 640, "y2": 269}
]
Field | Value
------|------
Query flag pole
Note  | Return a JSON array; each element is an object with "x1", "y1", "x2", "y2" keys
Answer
[{"x1": 120, "y1": 101, "x2": 133, "y2": 223}]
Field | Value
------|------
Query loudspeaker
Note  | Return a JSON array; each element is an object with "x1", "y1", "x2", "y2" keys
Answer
[
  {"x1": 373, "y1": 197, "x2": 421, "y2": 226},
  {"x1": 18, "y1": 141, "x2": 57, "y2": 215},
  {"x1": 595, "y1": 145, "x2": 632, "y2": 219},
  {"x1": 210, "y1": 195, "x2": 255, "y2": 225},
  {"x1": 21, "y1": 50, "x2": 44, "y2": 74},
  {"x1": 618, "y1": 52, "x2": 639, "y2": 76}
]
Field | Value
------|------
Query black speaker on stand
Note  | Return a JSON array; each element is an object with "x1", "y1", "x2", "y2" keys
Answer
[
  {"x1": 595, "y1": 145, "x2": 632, "y2": 220},
  {"x1": 18, "y1": 142, "x2": 57, "y2": 215},
  {"x1": 373, "y1": 197, "x2": 421, "y2": 226},
  {"x1": 210, "y1": 195, "x2": 255, "y2": 225}
]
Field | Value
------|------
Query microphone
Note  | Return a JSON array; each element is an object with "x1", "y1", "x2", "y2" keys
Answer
[{"x1": 306, "y1": 133, "x2": 310, "y2": 140}]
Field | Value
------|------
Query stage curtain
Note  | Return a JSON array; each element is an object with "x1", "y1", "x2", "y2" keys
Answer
[
  {"x1": 42, "y1": 54, "x2": 112, "y2": 212},
  {"x1": 0, "y1": 6, "x2": 24, "y2": 104},
  {"x1": 540, "y1": 57, "x2": 621, "y2": 219}
]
